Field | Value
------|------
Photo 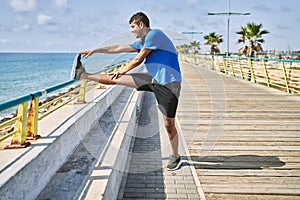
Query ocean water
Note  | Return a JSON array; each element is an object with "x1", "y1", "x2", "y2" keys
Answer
[{"x1": 0, "y1": 52, "x2": 135, "y2": 117}]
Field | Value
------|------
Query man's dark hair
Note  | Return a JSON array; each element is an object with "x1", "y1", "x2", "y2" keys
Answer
[{"x1": 129, "y1": 12, "x2": 150, "y2": 27}]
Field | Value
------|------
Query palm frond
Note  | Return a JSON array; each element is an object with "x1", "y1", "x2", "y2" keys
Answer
[
  {"x1": 256, "y1": 39, "x2": 265, "y2": 43},
  {"x1": 260, "y1": 30, "x2": 269, "y2": 35}
]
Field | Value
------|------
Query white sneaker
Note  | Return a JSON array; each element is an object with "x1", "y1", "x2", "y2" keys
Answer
[{"x1": 70, "y1": 54, "x2": 86, "y2": 80}]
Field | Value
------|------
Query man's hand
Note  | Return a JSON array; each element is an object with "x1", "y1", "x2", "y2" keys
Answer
[
  {"x1": 79, "y1": 49, "x2": 94, "y2": 58},
  {"x1": 109, "y1": 71, "x2": 126, "y2": 80}
]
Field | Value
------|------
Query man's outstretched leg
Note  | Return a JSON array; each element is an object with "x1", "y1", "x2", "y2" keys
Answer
[
  {"x1": 81, "y1": 72, "x2": 137, "y2": 88},
  {"x1": 70, "y1": 54, "x2": 137, "y2": 88}
]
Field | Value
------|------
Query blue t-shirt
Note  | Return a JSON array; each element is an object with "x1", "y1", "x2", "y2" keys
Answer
[{"x1": 129, "y1": 29, "x2": 182, "y2": 85}]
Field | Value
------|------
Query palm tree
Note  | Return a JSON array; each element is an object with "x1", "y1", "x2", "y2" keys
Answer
[
  {"x1": 176, "y1": 44, "x2": 189, "y2": 54},
  {"x1": 176, "y1": 41, "x2": 200, "y2": 54},
  {"x1": 236, "y1": 22, "x2": 269, "y2": 57},
  {"x1": 189, "y1": 40, "x2": 201, "y2": 54},
  {"x1": 203, "y1": 32, "x2": 223, "y2": 54}
]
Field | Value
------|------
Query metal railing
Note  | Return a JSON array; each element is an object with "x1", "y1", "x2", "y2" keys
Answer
[
  {"x1": 0, "y1": 60, "x2": 130, "y2": 148},
  {"x1": 180, "y1": 54, "x2": 300, "y2": 95}
]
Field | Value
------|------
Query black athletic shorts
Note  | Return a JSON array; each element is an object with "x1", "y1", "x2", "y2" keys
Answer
[{"x1": 130, "y1": 73, "x2": 181, "y2": 118}]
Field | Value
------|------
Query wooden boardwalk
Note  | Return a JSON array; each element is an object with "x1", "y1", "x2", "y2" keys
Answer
[{"x1": 177, "y1": 62, "x2": 300, "y2": 200}]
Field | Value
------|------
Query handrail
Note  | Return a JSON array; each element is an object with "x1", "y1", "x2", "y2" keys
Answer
[
  {"x1": 0, "y1": 59, "x2": 132, "y2": 147},
  {"x1": 0, "y1": 80, "x2": 75, "y2": 112},
  {"x1": 33, "y1": 80, "x2": 76, "y2": 98},
  {"x1": 180, "y1": 53, "x2": 300, "y2": 95},
  {"x1": 0, "y1": 95, "x2": 32, "y2": 112},
  {"x1": 185, "y1": 53, "x2": 300, "y2": 63},
  {"x1": 228, "y1": 55, "x2": 300, "y2": 63}
]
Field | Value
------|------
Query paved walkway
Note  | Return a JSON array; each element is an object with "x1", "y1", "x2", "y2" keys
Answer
[{"x1": 117, "y1": 92, "x2": 201, "y2": 200}]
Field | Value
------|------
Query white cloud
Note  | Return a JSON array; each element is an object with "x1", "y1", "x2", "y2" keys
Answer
[
  {"x1": 10, "y1": 0, "x2": 36, "y2": 12},
  {"x1": 54, "y1": 0, "x2": 68, "y2": 8},
  {"x1": 0, "y1": 39, "x2": 11, "y2": 44},
  {"x1": 13, "y1": 24, "x2": 31, "y2": 32},
  {"x1": 280, "y1": 5, "x2": 292, "y2": 13},
  {"x1": 37, "y1": 14, "x2": 52, "y2": 25},
  {"x1": 0, "y1": 23, "x2": 8, "y2": 31},
  {"x1": 184, "y1": 0, "x2": 199, "y2": 5},
  {"x1": 252, "y1": 4, "x2": 273, "y2": 13}
]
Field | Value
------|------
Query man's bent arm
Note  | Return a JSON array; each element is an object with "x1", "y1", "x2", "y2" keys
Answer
[
  {"x1": 121, "y1": 48, "x2": 152, "y2": 73},
  {"x1": 111, "y1": 48, "x2": 152, "y2": 79}
]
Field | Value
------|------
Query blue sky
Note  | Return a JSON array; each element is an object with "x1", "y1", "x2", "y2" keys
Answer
[{"x1": 0, "y1": 0, "x2": 299, "y2": 52}]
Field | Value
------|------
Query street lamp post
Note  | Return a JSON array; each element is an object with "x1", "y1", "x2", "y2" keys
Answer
[
  {"x1": 182, "y1": 26, "x2": 203, "y2": 40},
  {"x1": 182, "y1": 31, "x2": 203, "y2": 40},
  {"x1": 208, "y1": 0, "x2": 250, "y2": 57}
]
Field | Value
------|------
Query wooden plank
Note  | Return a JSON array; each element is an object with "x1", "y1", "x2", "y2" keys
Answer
[
  {"x1": 177, "y1": 113, "x2": 300, "y2": 119},
  {"x1": 187, "y1": 136, "x2": 300, "y2": 141},
  {"x1": 182, "y1": 130, "x2": 300, "y2": 135},
  {"x1": 199, "y1": 176, "x2": 300, "y2": 185},
  {"x1": 192, "y1": 162, "x2": 299, "y2": 170},
  {"x1": 205, "y1": 194, "x2": 300, "y2": 200},
  {"x1": 201, "y1": 185, "x2": 300, "y2": 195},
  {"x1": 180, "y1": 125, "x2": 300, "y2": 131},
  {"x1": 191, "y1": 141, "x2": 300, "y2": 146},
  {"x1": 189, "y1": 149, "x2": 300, "y2": 157},
  {"x1": 179, "y1": 119, "x2": 300, "y2": 124},
  {"x1": 189, "y1": 145, "x2": 300, "y2": 151},
  {"x1": 197, "y1": 169, "x2": 300, "y2": 177}
]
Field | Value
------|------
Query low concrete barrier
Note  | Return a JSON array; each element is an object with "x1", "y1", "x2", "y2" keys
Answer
[
  {"x1": 77, "y1": 90, "x2": 144, "y2": 200},
  {"x1": 0, "y1": 85, "x2": 125, "y2": 200}
]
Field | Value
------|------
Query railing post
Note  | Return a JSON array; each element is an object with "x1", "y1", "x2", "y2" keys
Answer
[
  {"x1": 216, "y1": 56, "x2": 221, "y2": 72},
  {"x1": 120, "y1": 63, "x2": 126, "y2": 71},
  {"x1": 281, "y1": 61, "x2": 290, "y2": 93},
  {"x1": 184, "y1": 53, "x2": 187, "y2": 62},
  {"x1": 248, "y1": 58, "x2": 256, "y2": 83},
  {"x1": 9, "y1": 102, "x2": 31, "y2": 148},
  {"x1": 98, "y1": 72, "x2": 106, "y2": 89},
  {"x1": 229, "y1": 57, "x2": 235, "y2": 77},
  {"x1": 211, "y1": 56, "x2": 215, "y2": 70},
  {"x1": 77, "y1": 80, "x2": 87, "y2": 103},
  {"x1": 262, "y1": 60, "x2": 270, "y2": 87},
  {"x1": 238, "y1": 58, "x2": 244, "y2": 79},
  {"x1": 113, "y1": 67, "x2": 118, "y2": 73},
  {"x1": 26, "y1": 98, "x2": 40, "y2": 139},
  {"x1": 222, "y1": 56, "x2": 228, "y2": 74},
  {"x1": 205, "y1": 56, "x2": 210, "y2": 68}
]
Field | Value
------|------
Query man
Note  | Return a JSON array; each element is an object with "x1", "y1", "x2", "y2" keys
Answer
[{"x1": 71, "y1": 12, "x2": 182, "y2": 171}]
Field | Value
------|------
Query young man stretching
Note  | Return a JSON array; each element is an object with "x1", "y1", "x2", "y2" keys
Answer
[{"x1": 71, "y1": 12, "x2": 182, "y2": 171}]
